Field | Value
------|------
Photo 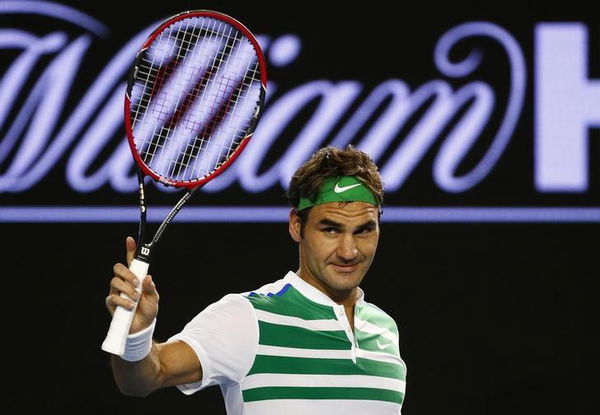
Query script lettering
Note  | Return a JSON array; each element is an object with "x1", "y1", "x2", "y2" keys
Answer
[{"x1": 0, "y1": 8, "x2": 532, "y2": 198}]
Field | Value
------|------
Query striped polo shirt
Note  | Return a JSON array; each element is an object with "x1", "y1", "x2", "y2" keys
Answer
[{"x1": 170, "y1": 271, "x2": 406, "y2": 414}]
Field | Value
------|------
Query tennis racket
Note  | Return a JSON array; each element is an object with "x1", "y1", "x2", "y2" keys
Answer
[{"x1": 101, "y1": 10, "x2": 267, "y2": 356}]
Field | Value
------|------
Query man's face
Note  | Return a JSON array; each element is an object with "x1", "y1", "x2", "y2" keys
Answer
[{"x1": 289, "y1": 201, "x2": 380, "y2": 301}]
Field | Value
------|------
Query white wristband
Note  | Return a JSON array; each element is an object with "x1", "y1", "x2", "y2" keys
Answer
[{"x1": 121, "y1": 319, "x2": 156, "y2": 362}]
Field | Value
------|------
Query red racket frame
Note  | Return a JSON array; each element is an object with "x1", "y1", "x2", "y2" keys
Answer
[{"x1": 123, "y1": 10, "x2": 267, "y2": 189}]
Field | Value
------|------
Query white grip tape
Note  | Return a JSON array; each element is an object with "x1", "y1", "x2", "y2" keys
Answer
[{"x1": 101, "y1": 259, "x2": 149, "y2": 356}]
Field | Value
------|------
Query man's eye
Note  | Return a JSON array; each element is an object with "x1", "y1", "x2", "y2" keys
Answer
[{"x1": 322, "y1": 227, "x2": 340, "y2": 234}]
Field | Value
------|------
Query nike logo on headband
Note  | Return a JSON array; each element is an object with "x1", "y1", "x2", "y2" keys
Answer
[{"x1": 334, "y1": 182, "x2": 362, "y2": 193}]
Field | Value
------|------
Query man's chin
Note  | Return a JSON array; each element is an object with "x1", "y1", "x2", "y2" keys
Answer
[{"x1": 326, "y1": 271, "x2": 364, "y2": 291}]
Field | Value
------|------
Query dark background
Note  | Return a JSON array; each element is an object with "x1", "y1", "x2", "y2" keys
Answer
[{"x1": 1, "y1": 1, "x2": 598, "y2": 414}]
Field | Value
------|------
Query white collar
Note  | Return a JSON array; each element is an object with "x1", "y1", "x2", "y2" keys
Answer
[{"x1": 283, "y1": 271, "x2": 365, "y2": 307}]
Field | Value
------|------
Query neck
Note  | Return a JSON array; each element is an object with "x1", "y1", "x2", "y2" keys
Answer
[
  {"x1": 297, "y1": 269, "x2": 357, "y2": 302},
  {"x1": 296, "y1": 269, "x2": 358, "y2": 330}
]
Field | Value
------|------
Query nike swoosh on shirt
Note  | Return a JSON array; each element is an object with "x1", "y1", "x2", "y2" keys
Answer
[
  {"x1": 376, "y1": 339, "x2": 392, "y2": 350},
  {"x1": 334, "y1": 182, "x2": 362, "y2": 193}
]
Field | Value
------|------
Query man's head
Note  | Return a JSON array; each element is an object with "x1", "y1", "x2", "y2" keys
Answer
[
  {"x1": 287, "y1": 145, "x2": 384, "y2": 302},
  {"x1": 287, "y1": 145, "x2": 384, "y2": 235}
]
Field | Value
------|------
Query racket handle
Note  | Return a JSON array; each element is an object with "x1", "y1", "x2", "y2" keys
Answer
[{"x1": 101, "y1": 259, "x2": 150, "y2": 356}]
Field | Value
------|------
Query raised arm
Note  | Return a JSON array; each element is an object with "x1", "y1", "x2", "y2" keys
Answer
[{"x1": 104, "y1": 237, "x2": 203, "y2": 396}]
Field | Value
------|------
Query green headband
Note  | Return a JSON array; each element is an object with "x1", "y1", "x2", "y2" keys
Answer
[{"x1": 297, "y1": 175, "x2": 378, "y2": 211}]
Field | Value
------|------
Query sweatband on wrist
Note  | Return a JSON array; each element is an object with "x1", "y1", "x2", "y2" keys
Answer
[
  {"x1": 297, "y1": 175, "x2": 377, "y2": 211},
  {"x1": 121, "y1": 319, "x2": 156, "y2": 362}
]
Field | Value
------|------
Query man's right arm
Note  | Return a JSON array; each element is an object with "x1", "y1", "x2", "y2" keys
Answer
[
  {"x1": 110, "y1": 339, "x2": 203, "y2": 397},
  {"x1": 105, "y1": 237, "x2": 203, "y2": 396}
]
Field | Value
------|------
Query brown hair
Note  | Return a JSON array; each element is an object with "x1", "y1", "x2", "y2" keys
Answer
[{"x1": 287, "y1": 145, "x2": 384, "y2": 233}]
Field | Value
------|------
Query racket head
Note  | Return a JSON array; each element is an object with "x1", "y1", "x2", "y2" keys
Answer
[{"x1": 124, "y1": 10, "x2": 267, "y2": 188}]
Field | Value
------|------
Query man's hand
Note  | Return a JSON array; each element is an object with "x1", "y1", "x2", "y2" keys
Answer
[{"x1": 105, "y1": 237, "x2": 159, "y2": 334}]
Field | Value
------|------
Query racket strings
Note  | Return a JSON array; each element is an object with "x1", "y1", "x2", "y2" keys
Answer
[
  {"x1": 167, "y1": 22, "x2": 241, "y2": 179},
  {"x1": 140, "y1": 16, "x2": 208, "y2": 172},
  {"x1": 150, "y1": 29, "x2": 247, "y2": 179},
  {"x1": 130, "y1": 16, "x2": 262, "y2": 183},
  {"x1": 176, "y1": 37, "x2": 261, "y2": 179},
  {"x1": 178, "y1": 73, "x2": 255, "y2": 179}
]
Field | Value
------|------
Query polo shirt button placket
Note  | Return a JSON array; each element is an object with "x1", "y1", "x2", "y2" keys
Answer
[{"x1": 334, "y1": 306, "x2": 358, "y2": 362}]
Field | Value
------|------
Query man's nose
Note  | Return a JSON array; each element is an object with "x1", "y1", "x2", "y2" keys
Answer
[{"x1": 336, "y1": 234, "x2": 358, "y2": 261}]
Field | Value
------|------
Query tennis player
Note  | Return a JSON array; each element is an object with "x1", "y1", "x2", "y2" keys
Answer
[{"x1": 105, "y1": 145, "x2": 407, "y2": 414}]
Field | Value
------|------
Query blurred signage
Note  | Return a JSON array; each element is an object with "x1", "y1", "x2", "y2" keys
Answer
[{"x1": 0, "y1": 1, "x2": 598, "y2": 222}]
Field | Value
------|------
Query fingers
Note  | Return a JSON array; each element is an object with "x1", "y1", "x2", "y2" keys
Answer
[
  {"x1": 106, "y1": 240, "x2": 160, "y2": 326},
  {"x1": 113, "y1": 262, "x2": 140, "y2": 290},
  {"x1": 125, "y1": 236, "x2": 136, "y2": 266},
  {"x1": 105, "y1": 290, "x2": 138, "y2": 314},
  {"x1": 132, "y1": 275, "x2": 160, "y2": 330},
  {"x1": 141, "y1": 275, "x2": 160, "y2": 306},
  {"x1": 105, "y1": 263, "x2": 140, "y2": 313}
]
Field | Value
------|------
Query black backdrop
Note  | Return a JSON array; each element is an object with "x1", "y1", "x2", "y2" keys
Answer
[{"x1": 1, "y1": 1, "x2": 599, "y2": 414}]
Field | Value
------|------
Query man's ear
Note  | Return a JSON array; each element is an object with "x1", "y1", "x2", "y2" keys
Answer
[{"x1": 289, "y1": 208, "x2": 302, "y2": 242}]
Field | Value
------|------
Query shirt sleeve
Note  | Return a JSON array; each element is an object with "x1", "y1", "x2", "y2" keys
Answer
[{"x1": 167, "y1": 293, "x2": 258, "y2": 394}]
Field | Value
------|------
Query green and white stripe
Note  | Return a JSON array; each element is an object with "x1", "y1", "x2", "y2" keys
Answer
[{"x1": 242, "y1": 283, "x2": 406, "y2": 411}]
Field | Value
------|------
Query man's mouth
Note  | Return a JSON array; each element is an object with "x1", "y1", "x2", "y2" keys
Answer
[{"x1": 332, "y1": 262, "x2": 359, "y2": 273}]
